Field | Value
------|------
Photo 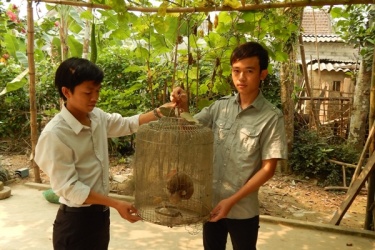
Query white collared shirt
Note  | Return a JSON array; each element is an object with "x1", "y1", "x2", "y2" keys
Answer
[{"x1": 35, "y1": 105, "x2": 140, "y2": 207}]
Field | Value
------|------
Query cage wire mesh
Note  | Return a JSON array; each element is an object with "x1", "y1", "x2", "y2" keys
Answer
[{"x1": 133, "y1": 117, "x2": 213, "y2": 228}]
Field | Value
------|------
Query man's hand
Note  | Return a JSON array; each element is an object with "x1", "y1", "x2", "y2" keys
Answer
[
  {"x1": 209, "y1": 198, "x2": 234, "y2": 222},
  {"x1": 170, "y1": 87, "x2": 188, "y2": 112},
  {"x1": 115, "y1": 200, "x2": 142, "y2": 223}
]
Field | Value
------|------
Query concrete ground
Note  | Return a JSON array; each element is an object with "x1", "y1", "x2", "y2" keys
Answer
[{"x1": 1, "y1": 183, "x2": 375, "y2": 250}]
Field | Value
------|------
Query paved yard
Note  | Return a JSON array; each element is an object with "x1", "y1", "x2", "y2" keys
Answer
[{"x1": 1, "y1": 183, "x2": 374, "y2": 250}]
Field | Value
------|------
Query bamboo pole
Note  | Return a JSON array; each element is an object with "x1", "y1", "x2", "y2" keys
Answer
[
  {"x1": 298, "y1": 34, "x2": 320, "y2": 129},
  {"x1": 349, "y1": 122, "x2": 375, "y2": 188},
  {"x1": 35, "y1": 0, "x2": 374, "y2": 13},
  {"x1": 365, "y1": 24, "x2": 375, "y2": 229},
  {"x1": 27, "y1": 1, "x2": 41, "y2": 183}
]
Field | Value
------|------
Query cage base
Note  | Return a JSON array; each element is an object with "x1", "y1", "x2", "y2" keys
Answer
[{"x1": 138, "y1": 204, "x2": 210, "y2": 227}]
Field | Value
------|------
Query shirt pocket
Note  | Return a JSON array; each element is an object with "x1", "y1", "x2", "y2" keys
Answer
[
  {"x1": 238, "y1": 126, "x2": 261, "y2": 153},
  {"x1": 214, "y1": 118, "x2": 233, "y2": 144}
]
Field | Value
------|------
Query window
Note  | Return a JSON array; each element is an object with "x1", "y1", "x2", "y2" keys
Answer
[{"x1": 333, "y1": 81, "x2": 341, "y2": 91}]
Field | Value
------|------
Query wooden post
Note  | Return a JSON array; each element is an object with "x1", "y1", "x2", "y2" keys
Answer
[
  {"x1": 27, "y1": 1, "x2": 41, "y2": 183},
  {"x1": 350, "y1": 122, "x2": 375, "y2": 188},
  {"x1": 298, "y1": 34, "x2": 319, "y2": 128},
  {"x1": 330, "y1": 151, "x2": 375, "y2": 225}
]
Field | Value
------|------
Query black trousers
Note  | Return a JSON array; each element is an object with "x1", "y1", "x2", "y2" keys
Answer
[
  {"x1": 203, "y1": 216, "x2": 259, "y2": 250},
  {"x1": 53, "y1": 206, "x2": 110, "y2": 250}
]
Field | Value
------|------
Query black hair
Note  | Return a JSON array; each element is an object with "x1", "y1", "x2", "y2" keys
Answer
[
  {"x1": 54, "y1": 57, "x2": 104, "y2": 101},
  {"x1": 230, "y1": 42, "x2": 269, "y2": 71}
]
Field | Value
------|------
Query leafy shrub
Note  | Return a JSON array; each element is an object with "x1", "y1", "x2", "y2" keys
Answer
[
  {"x1": 290, "y1": 128, "x2": 361, "y2": 186},
  {"x1": 261, "y1": 73, "x2": 281, "y2": 109},
  {"x1": 326, "y1": 140, "x2": 360, "y2": 186},
  {"x1": 289, "y1": 129, "x2": 333, "y2": 185},
  {"x1": 0, "y1": 60, "x2": 30, "y2": 143}
]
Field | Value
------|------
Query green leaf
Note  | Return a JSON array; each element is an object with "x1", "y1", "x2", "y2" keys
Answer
[
  {"x1": 67, "y1": 35, "x2": 83, "y2": 58},
  {"x1": 68, "y1": 11, "x2": 84, "y2": 34},
  {"x1": 157, "y1": 1, "x2": 169, "y2": 16},
  {"x1": 215, "y1": 12, "x2": 233, "y2": 33},
  {"x1": 124, "y1": 65, "x2": 147, "y2": 73},
  {"x1": 205, "y1": 32, "x2": 227, "y2": 49},
  {"x1": 102, "y1": 11, "x2": 119, "y2": 30},
  {"x1": 222, "y1": 0, "x2": 241, "y2": 9},
  {"x1": 111, "y1": 28, "x2": 131, "y2": 39},
  {"x1": 151, "y1": 35, "x2": 170, "y2": 54},
  {"x1": 180, "y1": 112, "x2": 199, "y2": 124},
  {"x1": 80, "y1": 10, "x2": 94, "y2": 21},
  {"x1": 34, "y1": 49, "x2": 45, "y2": 62},
  {"x1": 16, "y1": 52, "x2": 28, "y2": 68},
  {"x1": 330, "y1": 7, "x2": 343, "y2": 19},
  {"x1": 124, "y1": 82, "x2": 143, "y2": 94},
  {"x1": 241, "y1": 11, "x2": 264, "y2": 22},
  {"x1": 274, "y1": 51, "x2": 288, "y2": 62},
  {"x1": 197, "y1": 98, "x2": 213, "y2": 110},
  {"x1": 186, "y1": 67, "x2": 198, "y2": 80},
  {"x1": 135, "y1": 46, "x2": 149, "y2": 58},
  {"x1": 4, "y1": 34, "x2": 19, "y2": 59},
  {"x1": 0, "y1": 69, "x2": 29, "y2": 96}
]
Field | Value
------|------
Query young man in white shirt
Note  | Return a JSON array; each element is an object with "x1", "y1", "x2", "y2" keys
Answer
[{"x1": 35, "y1": 57, "x2": 174, "y2": 249}]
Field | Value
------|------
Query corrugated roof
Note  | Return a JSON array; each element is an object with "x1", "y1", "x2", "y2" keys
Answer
[
  {"x1": 302, "y1": 34, "x2": 343, "y2": 43},
  {"x1": 307, "y1": 60, "x2": 359, "y2": 72}
]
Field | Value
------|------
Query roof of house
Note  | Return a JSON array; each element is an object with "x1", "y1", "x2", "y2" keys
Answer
[
  {"x1": 302, "y1": 34, "x2": 343, "y2": 43},
  {"x1": 299, "y1": 9, "x2": 358, "y2": 71},
  {"x1": 306, "y1": 59, "x2": 359, "y2": 72},
  {"x1": 302, "y1": 10, "x2": 333, "y2": 35}
]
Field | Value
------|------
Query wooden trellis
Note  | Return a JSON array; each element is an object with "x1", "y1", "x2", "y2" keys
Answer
[{"x1": 38, "y1": 0, "x2": 374, "y2": 13}]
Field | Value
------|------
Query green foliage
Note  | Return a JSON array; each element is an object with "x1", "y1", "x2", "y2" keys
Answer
[
  {"x1": 290, "y1": 129, "x2": 333, "y2": 178},
  {"x1": 0, "y1": 59, "x2": 29, "y2": 140},
  {"x1": 1, "y1": 3, "x2": 303, "y2": 159},
  {"x1": 0, "y1": 2, "x2": 28, "y2": 66},
  {"x1": 290, "y1": 129, "x2": 360, "y2": 186},
  {"x1": 261, "y1": 72, "x2": 281, "y2": 109},
  {"x1": 0, "y1": 57, "x2": 58, "y2": 153},
  {"x1": 96, "y1": 47, "x2": 149, "y2": 116},
  {"x1": 331, "y1": 5, "x2": 375, "y2": 70}
]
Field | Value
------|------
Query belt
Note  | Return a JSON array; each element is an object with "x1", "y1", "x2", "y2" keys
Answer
[{"x1": 59, "y1": 204, "x2": 109, "y2": 213}]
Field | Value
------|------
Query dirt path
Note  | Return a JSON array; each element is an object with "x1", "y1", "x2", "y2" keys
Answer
[
  {"x1": 259, "y1": 174, "x2": 367, "y2": 230},
  {"x1": 1, "y1": 154, "x2": 368, "y2": 230}
]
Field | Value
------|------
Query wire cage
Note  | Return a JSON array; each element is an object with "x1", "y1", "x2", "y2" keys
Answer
[{"x1": 133, "y1": 117, "x2": 213, "y2": 227}]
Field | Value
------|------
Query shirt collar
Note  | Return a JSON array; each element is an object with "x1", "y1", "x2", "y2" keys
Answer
[
  {"x1": 61, "y1": 105, "x2": 92, "y2": 134},
  {"x1": 234, "y1": 90, "x2": 266, "y2": 110}
]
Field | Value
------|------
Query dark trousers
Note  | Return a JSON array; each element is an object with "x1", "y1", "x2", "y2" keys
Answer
[
  {"x1": 203, "y1": 216, "x2": 259, "y2": 250},
  {"x1": 53, "y1": 207, "x2": 110, "y2": 250}
]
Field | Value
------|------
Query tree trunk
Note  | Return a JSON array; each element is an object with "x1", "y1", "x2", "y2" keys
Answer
[
  {"x1": 58, "y1": 5, "x2": 70, "y2": 61},
  {"x1": 365, "y1": 6, "x2": 375, "y2": 229},
  {"x1": 348, "y1": 60, "x2": 371, "y2": 152},
  {"x1": 278, "y1": 8, "x2": 303, "y2": 173},
  {"x1": 82, "y1": 8, "x2": 92, "y2": 59}
]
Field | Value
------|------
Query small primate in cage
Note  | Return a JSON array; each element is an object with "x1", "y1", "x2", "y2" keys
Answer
[
  {"x1": 166, "y1": 170, "x2": 194, "y2": 203},
  {"x1": 133, "y1": 115, "x2": 213, "y2": 228}
]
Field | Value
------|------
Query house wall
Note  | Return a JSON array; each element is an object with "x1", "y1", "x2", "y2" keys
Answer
[
  {"x1": 303, "y1": 42, "x2": 358, "y2": 62},
  {"x1": 306, "y1": 70, "x2": 353, "y2": 122},
  {"x1": 309, "y1": 70, "x2": 351, "y2": 92}
]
